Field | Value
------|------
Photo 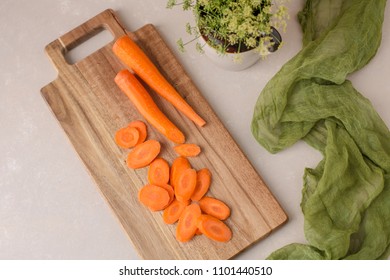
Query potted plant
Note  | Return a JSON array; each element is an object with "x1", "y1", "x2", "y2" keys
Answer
[{"x1": 167, "y1": 0, "x2": 289, "y2": 71}]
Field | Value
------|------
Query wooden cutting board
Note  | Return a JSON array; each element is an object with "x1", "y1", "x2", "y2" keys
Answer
[{"x1": 40, "y1": 9, "x2": 287, "y2": 259}]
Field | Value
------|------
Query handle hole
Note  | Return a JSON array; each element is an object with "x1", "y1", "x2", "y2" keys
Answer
[{"x1": 64, "y1": 27, "x2": 113, "y2": 65}]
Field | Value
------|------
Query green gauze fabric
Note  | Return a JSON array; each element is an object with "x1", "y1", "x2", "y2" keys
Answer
[{"x1": 251, "y1": 0, "x2": 390, "y2": 259}]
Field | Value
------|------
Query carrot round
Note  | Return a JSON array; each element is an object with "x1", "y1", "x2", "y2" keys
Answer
[
  {"x1": 114, "y1": 126, "x2": 140, "y2": 148},
  {"x1": 126, "y1": 139, "x2": 161, "y2": 169},
  {"x1": 176, "y1": 203, "x2": 201, "y2": 242},
  {"x1": 162, "y1": 198, "x2": 190, "y2": 224},
  {"x1": 157, "y1": 183, "x2": 175, "y2": 205},
  {"x1": 170, "y1": 156, "x2": 191, "y2": 189},
  {"x1": 175, "y1": 168, "x2": 197, "y2": 202},
  {"x1": 128, "y1": 120, "x2": 147, "y2": 145},
  {"x1": 148, "y1": 157, "x2": 170, "y2": 186},
  {"x1": 174, "y1": 143, "x2": 201, "y2": 157},
  {"x1": 115, "y1": 69, "x2": 185, "y2": 144},
  {"x1": 138, "y1": 184, "x2": 170, "y2": 211},
  {"x1": 199, "y1": 196, "x2": 231, "y2": 220},
  {"x1": 191, "y1": 168, "x2": 211, "y2": 201},
  {"x1": 113, "y1": 35, "x2": 206, "y2": 127},
  {"x1": 197, "y1": 214, "x2": 232, "y2": 242}
]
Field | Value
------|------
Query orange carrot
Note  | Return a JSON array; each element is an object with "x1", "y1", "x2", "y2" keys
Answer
[
  {"x1": 197, "y1": 214, "x2": 232, "y2": 242},
  {"x1": 138, "y1": 184, "x2": 170, "y2": 211},
  {"x1": 162, "y1": 198, "x2": 190, "y2": 224},
  {"x1": 148, "y1": 158, "x2": 170, "y2": 186},
  {"x1": 157, "y1": 183, "x2": 175, "y2": 205},
  {"x1": 114, "y1": 126, "x2": 139, "y2": 148},
  {"x1": 126, "y1": 139, "x2": 161, "y2": 169},
  {"x1": 173, "y1": 143, "x2": 201, "y2": 157},
  {"x1": 170, "y1": 156, "x2": 191, "y2": 189},
  {"x1": 176, "y1": 203, "x2": 201, "y2": 242},
  {"x1": 115, "y1": 69, "x2": 185, "y2": 144},
  {"x1": 128, "y1": 120, "x2": 147, "y2": 145},
  {"x1": 199, "y1": 196, "x2": 231, "y2": 220},
  {"x1": 191, "y1": 168, "x2": 211, "y2": 201},
  {"x1": 112, "y1": 35, "x2": 206, "y2": 127},
  {"x1": 175, "y1": 168, "x2": 197, "y2": 202}
]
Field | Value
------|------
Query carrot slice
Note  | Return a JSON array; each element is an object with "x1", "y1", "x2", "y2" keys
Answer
[
  {"x1": 174, "y1": 143, "x2": 201, "y2": 157},
  {"x1": 197, "y1": 214, "x2": 232, "y2": 242},
  {"x1": 138, "y1": 184, "x2": 170, "y2": 211},
  {"x1": 176, "y1": 203, "x2": 201, "y2": 242},
  {"x1": 191, "y1": 168, "x2": 211, "y2": 201},
  {"x1": 170, "y1": 156, "x2": 191, "y2": 189},
  {"x1": 126, "y1": 139, "x2": 161, "y2": 169},
  {"x1": 148, "y1": 157, "x2": 170, "y2": 186},
  {"x1": 113, "y1": 35, "x2": 206, "y2": 127},
  {"x1": 162, "y1": 198, "x2": 190, "y2": 224},
  {"x1": 114, "y1": 126, "x2": 140, "y2": 148},
  {"x1": 128, "y1": 120, "x2": 147, "y2": 145},
  {"x1": 157, "y1": 183, "x2": 175, "y2": 205},
  {"x1": 175, "y1": 168, "x2": 197, "y2": 202},
  {"x1": 115, "y1": 69, "x2": 185, "y2": 144},
  {"x1": 199, "y1": 196, "x2": 231, "y2": 220}
]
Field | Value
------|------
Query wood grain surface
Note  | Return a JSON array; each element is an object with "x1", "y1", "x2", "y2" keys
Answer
[{"x1": 40, "y1": 9, "x2": 287, "y2": 259}]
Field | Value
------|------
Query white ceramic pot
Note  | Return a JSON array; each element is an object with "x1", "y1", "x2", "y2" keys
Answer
[
  {"x1": 199, "y1": 36, "x2": 260, "y2": 71},
  {"x1": 199, "y1": 27, "x2": 282, "y2": 71}
]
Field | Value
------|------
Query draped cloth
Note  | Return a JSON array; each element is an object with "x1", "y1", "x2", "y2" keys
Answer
[{"x1": 251, "y1": 0, "x2": 390, "y2": 259}]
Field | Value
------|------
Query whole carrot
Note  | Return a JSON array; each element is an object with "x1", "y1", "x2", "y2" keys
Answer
[
  {"x1": 115, "y1": 69, "x2": 185, "y2": 144},
  {"x1": 112, "y1": 35, "x2": 206, "y2": 127}
]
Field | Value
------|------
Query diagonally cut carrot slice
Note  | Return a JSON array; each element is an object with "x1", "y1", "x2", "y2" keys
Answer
[
  {"x1": 176, "y1": 203, "x2": 201, "y2": 242},
  {"x1": 197, "y1": 214, "x2": 232, "y2": 242},
  {"x1": 115, "y1": 126, "x2": 139, "y2": 148},
  {"x1": 126, "y1": 139, "x2": 161, "y2": 169},
  {"x1": 138, "y1": 184, "x2": 170, "y2": 211},
  {"x1": 191, "y1": 168, "x2": 211, "y2": 201},
  {"x1": 175, "y1": 168, "x2": 197, "y2": 202},
  {"x1": 148, "y1": 157, "x2": 170, "y2": 186},
  {"x1": 199, "y1": 196, "x2": 230, "y2": 220},
  {"x1": 128, "y1": 120, "x2": 147, "y2": 145}
]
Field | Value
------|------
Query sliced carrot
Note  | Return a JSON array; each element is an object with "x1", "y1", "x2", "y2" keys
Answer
[
  {"x1": 126, "y1": 139, "x2": 161, "y2": 169},
  {"x1": 176, "y1": 203, "x2": 202, "y2": 242},
  {"x1": 199, "y1": 196, "x2": 231, "y2": 220},
  {"x1": 114, "y1": 126, "x2": 140, "y2": 148},
  {"x1": 128, "y1": 120, "x2": 147, "y2": 145},
  {"x1": 195, "y1": 228, "x2": 203, "y2": 235},
  {"x1": 148, "y1": 157, "x2": 170, "y2": 186},
  {"x1": 113, "y1": 35, "x2": 206, "y2": 127},
  {"x1": 157, "y1": 183, "x2": 175, "y2": 205},
  {"x1": 175, "y1": 168, "x2": 197, "y2": 202},
  {"x1": 115, "y1": 69, "x2": 185, "y2": 144},
  {"x1": 191, "y1": 168, "x2": 211, "y2": 201},
  {"x1": 174, "y1": 143, "x2": 201, "y2": 157},
  {"x1": 162, "y1": 198, "x2": 190, "y2": 224},
  {"x1": 197, "y1": 214, "x2": 232, "y2": 242},
  {"x1": 170, "y1": 156, "x2": 191, "y2": 189},
  {"x1": 138, "y1": 184, "x2": 170, "y2": 211}
]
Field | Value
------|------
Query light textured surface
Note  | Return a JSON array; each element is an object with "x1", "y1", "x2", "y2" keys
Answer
[{"x1": 0, "y1": 0, "x2": 389, "y2": 260}]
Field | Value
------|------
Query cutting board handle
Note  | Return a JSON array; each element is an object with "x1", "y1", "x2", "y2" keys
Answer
[{"x1": 44, "y1": 9, "x2": 127, "y2": 71}]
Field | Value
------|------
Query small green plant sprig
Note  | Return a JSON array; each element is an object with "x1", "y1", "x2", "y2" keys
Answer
[{"x1": 167, "y1": 0, "x2": 289, "y2": 57}]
